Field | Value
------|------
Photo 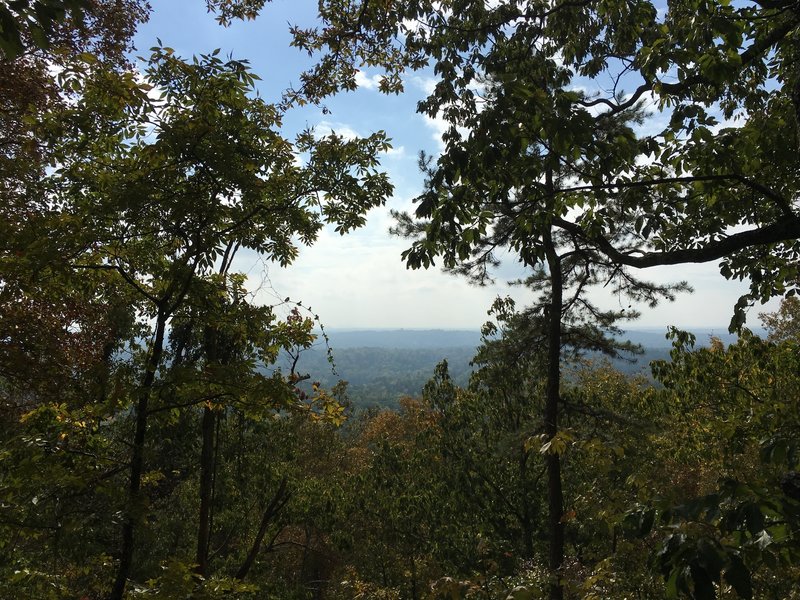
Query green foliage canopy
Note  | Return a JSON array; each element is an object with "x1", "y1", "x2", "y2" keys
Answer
[{"x1": 280, "y1": 0, "x2": 800, "y2": 326}]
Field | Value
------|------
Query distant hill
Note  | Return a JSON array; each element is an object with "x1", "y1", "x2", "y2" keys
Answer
[
  {"x1": 321, "y1": 329, "x2": 483, "y2": 349},
  {"x1": 285, "y1": 327, "x2": 766, "y2": 410},
  {"x1": 320, "y1": 326, "x2": 763, "y2": 351},
  {"x1": 616, "y1": 327, "x2": 765, "y2": 349},
  {"x1": 288, "y1": 345, "x2": 475, "y2": 410}
]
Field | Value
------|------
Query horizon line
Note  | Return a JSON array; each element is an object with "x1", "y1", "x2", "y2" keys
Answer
[{"x1": 318, "y1": 325, "x2": 766, "y2": 332}]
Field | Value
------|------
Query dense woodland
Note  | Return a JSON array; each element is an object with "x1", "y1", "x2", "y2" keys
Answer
[
  {"x1": 290, "y1": 334, "x2": 675, "y2": 409},
  {"x1": 2, "y1": 1, "x2": 800, "y2": 599}
]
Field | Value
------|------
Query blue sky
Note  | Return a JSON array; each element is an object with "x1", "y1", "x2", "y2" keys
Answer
[{"x1": 133, "y1": 1, "x2": 778, "y2": 331}]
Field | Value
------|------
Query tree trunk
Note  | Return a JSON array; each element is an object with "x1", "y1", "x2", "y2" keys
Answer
[
  {"x1": 109, "y1": 310, "x2": 167, "y2": 600},
  {"x1": 519, "y1": 445, "x2": 535, "y2": 559},
  {"x1": 409, "y1": 554, "x2": 419, "y2": 600},
  {"x1": 235, "y1": 477, "x2": 291, "y2": 580},
  {"x1": 195, "y1": 405, "x2": 216, "y2": 576},
  {"x1": 543, "y1": 226, "x2": 565, "y2": 600}
]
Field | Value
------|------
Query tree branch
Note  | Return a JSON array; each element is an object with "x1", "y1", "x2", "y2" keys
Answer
[
  {"x1": 554, "y1": 215, "x2": 800, "y2": 267},
  {"x1": 70, "y1": 262, "x2": 158, "y2": 304}
]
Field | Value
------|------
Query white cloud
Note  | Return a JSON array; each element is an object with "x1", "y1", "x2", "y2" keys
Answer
[
  {"x1": 314, "y1": 120, "x2": 361, "y2": 140},
  {"x1": 312, "y1": 120, "x2": 407, "y2": 158},
  {"x1": 710, "y1": 114, "x2": 744, "y2": 134},
  {"x1": 382, "y1": 145, "x2": 407, "y2": 158},
  {"x1": 408, "y1": 75, "x2": 438, "y2": 95},
  {"x1": 421, "y1": 113, "x2": 449, "y2": 151},
  {"x1": 243, "y1": 231, "x2": 533, "y2": 329},
  {"x1": 133, "y1": 0, "x2": 766, "y2": 333},
  {"x1": 354, "y1": 70, "x2": 383, "y2": 91},
  {"x1": 420, "y1": 110, "x2": 474, "y2": 154},
  {"x1": 592, "y1": 262, "x2": 780, "y2": 329}
]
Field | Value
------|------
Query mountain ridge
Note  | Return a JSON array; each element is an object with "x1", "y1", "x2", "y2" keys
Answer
[{"x1": 315, "y1": 327, "x2": 766, "y2": 350}]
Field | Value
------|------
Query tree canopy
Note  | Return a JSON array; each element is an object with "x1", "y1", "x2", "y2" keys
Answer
[
  {"x1": 285, "y1": 2, "x2": 800, "y2": 597},
  {"x1": 288, "y1": 0, "x2": 800, "y2": 326}
]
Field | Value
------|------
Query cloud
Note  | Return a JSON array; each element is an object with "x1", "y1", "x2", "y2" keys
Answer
[
  {"x1": 420, "y1": 111, "x2": 473, "y2": 154},
  {"x1": 710, "y1": 114, "x2": 744, "y2": 134},
  {"x1": 408, "y1": 75, "x2": 438, "y2": 95},
  {"x1": 243, "y1": 231, "x2": 533, "y2": 329},
  {"x1": 421, "y1": 113, "x2": 450, "y2": 151},
  {"x1": 314, "y1": 120, "x2": 361, "y2": 140},
  {"x1": 313, "y1": 118, "x2": 407, "y2": 159},
  {"x1": 354, "y1": 70, "x2": 383, "y2": 91},
  {"x1": 382, "y1": 145, "x2": 407, "y2": 158}
]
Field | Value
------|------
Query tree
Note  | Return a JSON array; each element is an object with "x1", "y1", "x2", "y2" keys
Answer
[
  {"x1": 639, "y1": 326, "x2": 800, "y2": 599},
  {"x1": 2, "y1": 39, "x2": 392, "y2": 596},
  {"x1": 1, "y1": 0, "x2": 149, "y2": 398},
  {"x1": 438, "y1": 263, "x2": 673, "y2": 600},
  {"x1": 0, "y1": 0, "x2": 90, "y2": 58},
  {"x1": 1, "y1": 0, "x2": 148, "y2": 216},
  {"x1": 6, "y1": 0, "x2": 800, "y2": 596},
  {"x1": 103, "y1": 1, "x2": 800, "y2": 595},
  {"x1": 759, "y1": 296, "x2": 800, "y2": 343},
  {"x1": 251, "y1": 2, "x2": 800, "y2": 595},
  {"x1": 340, "y1": 399, "x2": 451, "y2": 599},
  {"x1": 394, "y1": 137, "x2": 685, "y2": 598},
  {"x1": 163, "y1": 277, "x2": 309, "y2": 581},
  {"x1": 284, "y1": 0, "x2": 800, "y2": 325},
  {"x1": 425, "y1": 353, "x2": 547, "y2": 564}
]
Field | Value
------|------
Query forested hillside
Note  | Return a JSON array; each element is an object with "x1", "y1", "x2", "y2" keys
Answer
[
  {"x1": 290, "y1": 329, "x2": 755, "y2": 409},
  {"x1": 2, "y1": 2, "x2": 799, "y2": 600},
  {"x1": 291, "y1": 345, "x2": 476, "y2": 409}
]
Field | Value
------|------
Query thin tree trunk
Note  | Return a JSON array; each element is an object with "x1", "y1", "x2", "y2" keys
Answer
[
  {"x1": 543, "y1": 225, "x2": 565, "y2": 600},
  {"x1": 195, "y1": 405, "x2": 216, "y2": 576},
  {"x1": 410, "y1": 554, "x2": 419, "y2": 600},
  {"x1": 109, "y1": 309, "x2": 167, "y2": 600},
  {"x1": 519, "y1": 446, "x2": 535, "y2": 559},
  {"x1": 195, "y1": 245, "x2": 238, "y2": 576},
  {"x1": 235, "y1": 477, "x2": 291, "y2": 580}
]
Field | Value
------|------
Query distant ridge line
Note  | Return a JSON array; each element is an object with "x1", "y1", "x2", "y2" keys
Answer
[{"x1": 314, "y1": 328, "x2": 765, "y2": 350}]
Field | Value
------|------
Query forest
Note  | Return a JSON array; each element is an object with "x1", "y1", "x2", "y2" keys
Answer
[
  {"x1": 288, "y1": 330, "x2": 682, "y2": 409},
  {"x1": 1, "y1": 1, "x2": 799, "y2": 599}
]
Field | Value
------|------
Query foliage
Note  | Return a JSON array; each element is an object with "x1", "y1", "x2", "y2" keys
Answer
[
  {"x1": 4, "y1": 2, "x2": 800, "y2": 599},
  {"x1": 759, "y1": 296, "x2": 800, "y2": 343},
  {"x1": 640, "y1": 325, "x2": 800, "y2": 599},
  {"x1": 288, "y1": 0, "x2": 800, "y2": 326},
  {"x1": 1, "y1": 7, "x2": 393, "y2": 595},
  {"x1": 281, "y1": 5, "x2": 800, "y2": 597},
  {"x1": 0, "y1": 0, "x2": 90, "y2": 58}
]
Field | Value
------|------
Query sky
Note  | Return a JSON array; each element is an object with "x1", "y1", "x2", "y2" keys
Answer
[{"x1": 132, "y1": 1, "x2": 779, "y2": 331}]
